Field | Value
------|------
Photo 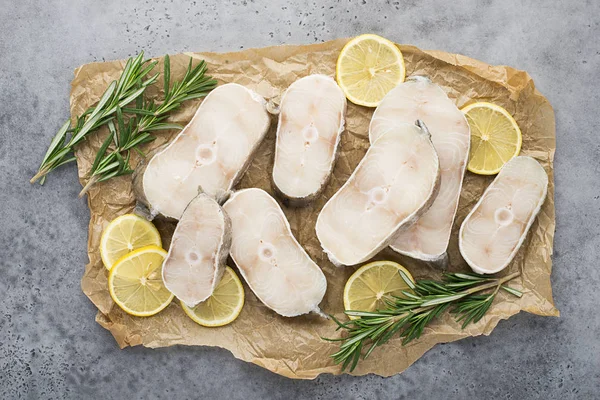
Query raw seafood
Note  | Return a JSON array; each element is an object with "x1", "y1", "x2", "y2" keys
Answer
[
  {"x1": 222, "y1": 188, "x2": 327, "y2": 317},
  {"x1": 133, "y1": 83, "x2": 271, "y2": 219},
  {"x1": 459, "y1": 156, "x2": 548, "y2": 274},
  {"x1": 272, "y1": 75, "x2": 346, "y2": 206},
  {"x1": 370, "y1": 76, "x2": 470, "y2": 264},
  {"x1": 162, "y1": 193, "x2": 231, "y2": 307},
  {"x1": 316, "y1": 121, "x2": 440, "y2": 266}
]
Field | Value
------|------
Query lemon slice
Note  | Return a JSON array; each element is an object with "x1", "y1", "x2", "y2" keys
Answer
[
  {"x1": 100, "y1": 214, "x2": 162, "y2": 270},
  {"x1": 181, "y1": 266, "x2": 245, "y2": 327},
  {"x1": 462, "y1": 102, "x2": 522, "y2": 175},
  {"x1": 108, "y1": 245, "x2": 174, "y2": 317},
  {"x1": 336, "y1": 34, "x2": 405, "y2": 107},
  {"x1": 343, "y1": 260, "x2": 414, "y2": 317}
]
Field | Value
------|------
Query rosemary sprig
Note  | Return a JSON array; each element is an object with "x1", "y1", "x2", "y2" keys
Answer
[
  {"x1": 325, "y1": 270, "x2": 522, "y2": 372},
  {"x1": 79, "y1": 55, "x2": 217, "y2": 195},
  {"x1": 31, "y1": 53, "x2": 159, "y2": 184}
]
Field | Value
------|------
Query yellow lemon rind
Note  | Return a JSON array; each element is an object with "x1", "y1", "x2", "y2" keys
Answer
[
  {"x1": 108, "y1": 245, "x2": 173, "y2": 317},
  {"x1": 336, "y1": 34, "x2": 406, "y2": 108},
  {"x1": 462, "y1": 102, "x2": 522, "y2": 176},
  {"x1": 100, "y1": 214, "x2": 162, "y2": 270},
  {"x1": 343, "y1": 260, "x2": 414, "y2": 318},
  {"x1": 180, "y1": 267, "x2": 245, "y2": 328}
]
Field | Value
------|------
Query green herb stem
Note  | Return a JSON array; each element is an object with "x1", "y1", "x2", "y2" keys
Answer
[
  {"x1": 326, "y1": 270, "x2": 522, "y2": 372},
  {"x1": 31, "y1": 52, "x2": 158, "y2": 184},
  {"x1": 78, "y1": 55, "x2": 217, "y2": 196}
]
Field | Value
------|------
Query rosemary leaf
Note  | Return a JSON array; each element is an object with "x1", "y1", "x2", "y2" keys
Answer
[
  {"x1": 39, "y1": 120, "x2": 71, "y2": 168},
  {"x1": 163, "y1": 54, "x2": 171, "y2": 98},
  {"x1": 501, "y1": 285, "x2": 523, "y2": 297},
  {"x1": 90, "y1": 132, "x2": 114, "y2": 175},
  {"x1": 121, "y1": 107, "x2": 156, "y2": 116},
  {"x1": 142, "y1": 123, "x2": 182, "y2": 132}
]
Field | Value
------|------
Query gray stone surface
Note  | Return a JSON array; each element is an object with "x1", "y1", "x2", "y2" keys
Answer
[{"x1": 1, "y1": 0, "x2": 598, "y2": 398}]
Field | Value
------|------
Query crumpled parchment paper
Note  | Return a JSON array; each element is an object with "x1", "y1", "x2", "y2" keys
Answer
[{"x1": 73, "y1": 38, "x2": 557, "y2": 379}]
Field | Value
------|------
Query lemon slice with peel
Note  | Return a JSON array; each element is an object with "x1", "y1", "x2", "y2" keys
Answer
[
  {"x1": 336, "y1": 34, "x2": 405, "y2": 107},
  {"x1": 462, "y1": 102, "x2": 522, "y2": 175},
  {"x1": 100, "y1": 214, "x2": 162, "y2": 270},
  {"x1": 108, "y1": 245, "x2": 174, "y2": 317},
  {"x1": 181, "y1": 266, "x2": 245, "y2": 327},
  {"x1": 343, "y1": 261, "x2": 414, "y2": 318}
]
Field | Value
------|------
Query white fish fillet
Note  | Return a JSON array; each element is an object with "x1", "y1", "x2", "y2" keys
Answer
[
  {"x1": 134, "y1": 83, "x2": 271, "y2": 219},
  {"x1": 370, "y1": 77, "x2": 470, "y2": 263},
  {"x1": 162, "y1": 193, "x2": 231, "y2": 307},
  {"x1": 223, "y1": 188, "x2": 327, "y2": 317},
  {"x1": 272, "y1": 74, "x2": 346, "y2": 206},
  {"x1": 316, "y1": 121, "x2": 440, "y2": 266},
  {"x1": 459, "y1": 156, "x2": 548, "y2": 274}
]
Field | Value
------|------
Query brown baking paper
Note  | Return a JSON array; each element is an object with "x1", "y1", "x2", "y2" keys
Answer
[{"x1": 74, "y1": 38, "x2": 557, "y2": 379}]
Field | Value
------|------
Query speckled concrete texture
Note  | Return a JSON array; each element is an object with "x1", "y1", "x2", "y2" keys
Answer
[{"x1": 1, "y1": 0, "x2": 598, "y2": 398}]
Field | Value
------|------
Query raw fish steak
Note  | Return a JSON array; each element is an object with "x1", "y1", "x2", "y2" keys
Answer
[
  {"x1": 163, "y1": 193, "x2": 232, "y2": 307},
  {"x1": 134, "y1": 83, "x2": 270, "y2": 219},
  {"x1": 272, "y1": 74, "x2": 346, "y2": 206},
  {"x1": 370, "y1": 77, "x2": 470, "y2": 264},
  {"x1": 223, "y1": 188, "x2": 327, "y2": 317},
  {"x1": 316, "y1": 121, "x2": 440, "y2": 266},
  {"x1": 459, "y1": 156, "x2": 548, "y2": 274}
]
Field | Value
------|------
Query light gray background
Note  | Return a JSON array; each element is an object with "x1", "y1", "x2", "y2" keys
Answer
[{"x1": 1, "y1": 0, "x2": 598, "y2": 399}]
